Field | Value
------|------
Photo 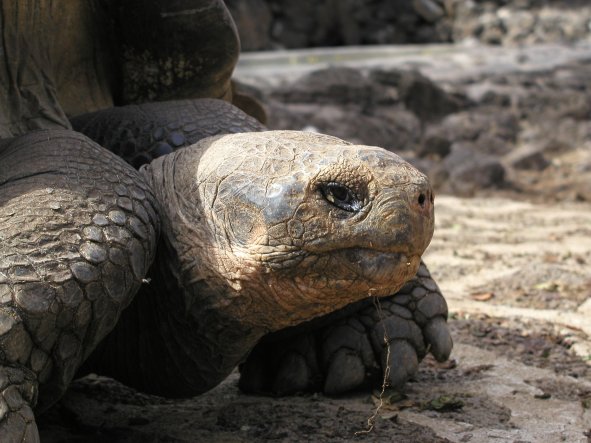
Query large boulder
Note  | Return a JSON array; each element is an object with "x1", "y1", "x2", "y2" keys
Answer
[{"x1": 421, "y1": 108, "x2": 520, "y2": 157}]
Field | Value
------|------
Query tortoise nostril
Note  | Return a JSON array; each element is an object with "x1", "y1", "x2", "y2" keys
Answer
[{"x1": 418, "y1": 193, "x2": 426, "y2": 206}]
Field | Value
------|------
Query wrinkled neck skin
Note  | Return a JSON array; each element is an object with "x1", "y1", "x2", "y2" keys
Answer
[
  {"x1": 101, "y1": 147, "x2": 273, "y2": 397},
  {"x1": 141, "y1": 148, "x2": 292, "y2": 337}
]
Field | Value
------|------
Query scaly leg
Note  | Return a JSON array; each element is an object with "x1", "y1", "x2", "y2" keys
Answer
[{"x1": 0, "y1": 130, "x2": 159, "y2": 439}]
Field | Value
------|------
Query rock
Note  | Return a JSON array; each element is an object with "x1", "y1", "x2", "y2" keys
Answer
[
  {"x1": 334, "y1": 0, "x2": 362, "y2": 45},
  {"x1": 405, "y1": 156, "x2": 436, "y2": 176},
  {"x1": 272, "y1": 67, "x2": 377, "y2": 106},
  {"x1": 371, "y1": 69, "x2": 470, "y2": 121},
  {"x1": 404, "y1": 156, "x2": 447, "y2": 187},
  {"x1": 505, "y1": 145, "x2": 550, "y2": 171},
  {"x1": 264, "y1": 101, "x2": 314, "y2": 131},
  {"x1": 267, "y1": 0, "x2": 320, "y2": 48},
  {"x1": 316, "y1": 106, "x2": 418, "y2": 152},
  {"x1": 464, "y1": 82, "x2": 519, "y2": 107},
  {"x1": 414, "y1": 19, "x2": 454, "y2": 43},
  {"x1": 412, "y1": 0, "x2": 445, "y2": 23},
  {"x1": 400, "y1": 75, "x2": 468, "y2": 122},
  {"x1": 475, "y1": 134, "x2": 513, "y2": 157},
  {"x1": 452, "y1": 0, "x2": 591, "y2": 45},
  {"x1": 443, "y1": 143, "x2": 506, "y2": 195},
  {"x1": 518, "y1": 118, "x2": 588, "y2": 159},
  {"x1": 368, "y1": 107, "x2": 422, "y2": 152},
  {"x1": 239, "y1": 37, "x2": 591, "y2": 203},
  {"x1": 418, "y1": 134, "x2": 452, "y2": 158},
  {"x1": 432, "y1": 109, "x2": 520, "y2": 145},
  {"x1": 538, "y1": 138, "x2": 576, "y2": 155},
  {"x1": 419, "y1": 110, "x2": 519, "y2": 165},
  {"x1": 501, "y1": 10, "x2": 536, "y2": 44},
  {"x1": 265, "y1": 97, "x2": 421, "y2": 154}
]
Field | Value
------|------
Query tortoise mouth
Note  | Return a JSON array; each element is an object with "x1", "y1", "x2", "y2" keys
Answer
[{"x1": 336, "y1": 247, "x2": 420, "y2": 287}]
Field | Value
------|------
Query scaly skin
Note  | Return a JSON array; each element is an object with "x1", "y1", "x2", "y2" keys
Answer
[
  {"x1": 146, "y1": 130, "x2": 434, "y2": 331},
  {"x1": 71, "y1": 99, "x2": 265, "y2": 168},
  {"x1": 0, "y1": 130, "x2": 159, "y2": 440},
  {"x1": 0, "y1": 97, "x2": 453, "y2": 440}
]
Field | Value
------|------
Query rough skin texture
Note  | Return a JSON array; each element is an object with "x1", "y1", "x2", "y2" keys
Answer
[
  {"x1": 70, "y1": 100, "x2": 450, "y2": 400},
  {"x1": 0, "y1": 102, "x2": 452, "y2": 440},
  {"x1": 71, "y1": 99, "x2": 266, "y2": 168},
  {"x1": 146, "y1": 130, "x2": 435, "y2": 330},
  {"x1": 0, "y1": 130, "x2": 159, "y2": 441}
]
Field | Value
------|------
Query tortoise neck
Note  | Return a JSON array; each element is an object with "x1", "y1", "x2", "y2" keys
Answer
[{"x1": 82, "y1": 237, "x2": 265, "y2": 397}]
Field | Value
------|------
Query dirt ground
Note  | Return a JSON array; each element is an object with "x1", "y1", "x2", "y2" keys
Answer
[{"x1": 38, "y1": 44, "x2": 591, "y2": 442}]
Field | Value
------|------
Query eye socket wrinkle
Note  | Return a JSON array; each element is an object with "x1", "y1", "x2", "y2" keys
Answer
[{"x1": 319, "y1": 182, "x2": 363, "y2": 212}]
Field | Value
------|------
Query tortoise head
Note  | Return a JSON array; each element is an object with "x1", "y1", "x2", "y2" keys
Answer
[{"x1": 142, "y1": 131, "x2": 434, "y2": 331}]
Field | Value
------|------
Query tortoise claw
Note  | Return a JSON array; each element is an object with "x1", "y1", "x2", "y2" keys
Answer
[
  {"x1": 385, "y1": 339, "x2": 419, "y2": 389},
  {"x1": 424, "y1": 316, "x2": 454, "y2": 362},
  {"x1": 323, "y1": 348, "x2": 366, "y2": 395},
  {"x1": 271, "y1": 351, "x2": 311, "y2": 395}
]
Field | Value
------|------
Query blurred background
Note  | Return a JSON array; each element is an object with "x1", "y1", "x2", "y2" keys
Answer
[{"x1": 228, "y1": 0, "x2": 591, "y2": 203}]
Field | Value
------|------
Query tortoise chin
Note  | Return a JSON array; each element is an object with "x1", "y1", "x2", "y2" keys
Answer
[{"x1": 339, "y1": 248, "x2": 421, "y2": 289}]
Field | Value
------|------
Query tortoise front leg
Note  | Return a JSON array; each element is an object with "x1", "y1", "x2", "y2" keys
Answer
[
  {"x1": 239, "y1": 262, "x2": 453, "y2": 395},
  {"x1": 0, "y1": 130, "x2": 159, "y2": 440}
]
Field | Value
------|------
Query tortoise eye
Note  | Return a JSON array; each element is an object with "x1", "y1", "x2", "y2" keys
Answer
[{"x1": 319, "y1": 182, "x2": 362, "y2": 212}]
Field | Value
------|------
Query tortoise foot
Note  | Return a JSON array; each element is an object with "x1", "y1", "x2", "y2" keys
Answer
[{"x1": 239, "y1": 262, "x2": 452, "y2": 395}]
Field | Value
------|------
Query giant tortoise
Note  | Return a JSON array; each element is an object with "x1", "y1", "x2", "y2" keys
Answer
[{"x1": 0, "y1": 0, "x2": 452, "y2": 440}]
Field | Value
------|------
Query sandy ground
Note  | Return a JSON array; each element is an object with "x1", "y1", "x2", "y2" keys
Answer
[{"x1": 38, "y1": 195, "x2": 591, "y2": 443}]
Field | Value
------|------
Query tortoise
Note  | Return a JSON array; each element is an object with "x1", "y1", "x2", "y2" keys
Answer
[{"x1": 0, "y1": 0, "x2": 452, "y2": 440}]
